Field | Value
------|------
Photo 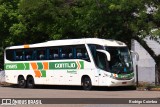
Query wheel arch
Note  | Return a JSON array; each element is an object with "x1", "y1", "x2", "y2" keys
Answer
[
  {"x1": 81, "y1": 75, "x2": 91, "y2": 85},
  {"x1": 17, "y1": 75, "x2": 25, "y2": 82},
  {"x1": 17, "y1": 75, "x2": 26, "y2": 88},
  {"x1": 26, "y1": 75, "x2": 34, "y2": 80}
]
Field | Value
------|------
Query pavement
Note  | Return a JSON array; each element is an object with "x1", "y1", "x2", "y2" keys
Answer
[
  {"x1": 0, "y1": 70, "x2": 159, "y2": 107},
  {"x1": 0, "y1": 86, "x2": 159, "y2": 107}
]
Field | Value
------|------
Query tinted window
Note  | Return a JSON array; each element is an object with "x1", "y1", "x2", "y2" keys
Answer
[
  {"x1": 25, "y1": 49, "x2": 34, "y2": 60},
  {"x1": 75, "y1": 45, "x2": 90, "y2": 61},
  {"x1": 14, "y1": 50, "x2": 24, "y2": 61},
  {"x1": 5, "y1": 44, "x2": 90, "y2": 62},
  {"x1": 88, "y1": 44, "x2": 104, "y2": 61},
  {"x1": 96, "y1": 51, "x2": 108, "y2": 71},
  {"x1": 37, "y1": 49, "x2": 46, "y2": 60},
  {"x1": 60, "y1": 46, "x2": 73, "y2": 59},
  {"x1": 49, "y1": 48, "x2": 59, "y2": 59},
  {"x1": 6, "y1": 49, "x2": 14, "y2": 61}
]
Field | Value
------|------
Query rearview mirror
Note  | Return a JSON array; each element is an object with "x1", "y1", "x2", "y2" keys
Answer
[
  {"x1": 96, "y1": 49, "x2": 111, "y2": 61},
  {"x1": 131, "y1": 50, "x2": 139, "y2": 61}
]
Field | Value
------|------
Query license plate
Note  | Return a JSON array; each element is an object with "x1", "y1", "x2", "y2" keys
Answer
[{"x1": 122, "y1": 82, "x2": 127, "y2": 84}]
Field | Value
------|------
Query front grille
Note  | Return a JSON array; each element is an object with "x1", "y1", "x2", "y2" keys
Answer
[{"x1": 115, "y1": 77, "x2": 133, "y2": 80}]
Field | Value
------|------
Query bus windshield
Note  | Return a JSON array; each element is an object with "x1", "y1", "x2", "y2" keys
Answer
[{"x1": 105, "y1": 47, "x2": 133, "y2": 74}]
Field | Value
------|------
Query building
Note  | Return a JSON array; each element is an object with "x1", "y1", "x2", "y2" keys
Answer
[{"x1": 131, "y1": 37, "x2": 160, "y2": 84}]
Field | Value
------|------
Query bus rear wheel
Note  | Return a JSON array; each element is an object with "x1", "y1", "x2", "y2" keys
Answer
[
  {"x1": 82, "y1": 77, "x2": 92, "y2": 90},
  {"x1": 18, "y1": 76, "x2": 26, "y2": 88},
  {"x1": 27, "y1": 76, "x2": 35, "y2": 88}
]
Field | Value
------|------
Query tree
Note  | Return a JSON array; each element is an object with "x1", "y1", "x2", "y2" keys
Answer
[
  {"x1": 1, "y1": 0, "x2": 160, "y2": 78},
  {"x1": 17, "y1": 0, "x2": 149, "y2": 44},
  {"x1": 132, "y1": 0, "x2": 160, "y2": 83},
  {"x1": 0, "y1": 0, "x2": 20, "y2": 65},
  {"x1": 18, "y1": 0, "x2": 74, "y2": 43}
]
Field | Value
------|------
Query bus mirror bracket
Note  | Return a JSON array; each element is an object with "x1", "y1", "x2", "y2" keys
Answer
[
  {"x1": 131, "y1": 50, "x2": 139, "y2": 61},
  {"x1": 96, "y1": 49, "x2": 111, "y2": 61}
]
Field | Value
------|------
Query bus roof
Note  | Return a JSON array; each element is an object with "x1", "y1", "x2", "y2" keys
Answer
[{"x1": 5, "y1": 38, "x2": 127, "y2": 49}]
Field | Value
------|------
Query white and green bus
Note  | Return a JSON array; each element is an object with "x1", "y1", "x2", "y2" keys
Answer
[{"x1": 4, "y1": 38, "x2": 135, "y2": 90}]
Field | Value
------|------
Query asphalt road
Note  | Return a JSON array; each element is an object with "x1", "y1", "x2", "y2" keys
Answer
[{"x1": 0, "y1": 85, "x2": 160, "y2": 107}]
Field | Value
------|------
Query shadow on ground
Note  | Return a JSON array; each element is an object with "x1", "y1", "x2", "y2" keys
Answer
[{"x1": 1, "y1": 84, "x2": 136, "y2": 91}]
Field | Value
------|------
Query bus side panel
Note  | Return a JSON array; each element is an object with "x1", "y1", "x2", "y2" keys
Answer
[
  {"x1": 5, "y1": 70, "x2": 30, "y2": 84},
  {"x1": 5, "y1": 70, "x2": 18, "y2": 84},
  {"x1": 66, "y1": 61, "x2": 99, "y2": 86},
  {"x1": 43, "y1": 60, "x2": 99, "y2": 86}
]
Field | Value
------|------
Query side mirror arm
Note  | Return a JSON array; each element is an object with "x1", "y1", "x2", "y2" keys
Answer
[
  {"x1": 96, "y1": 49, "x2": 111, "y2": 61},
  {"x1": 131, "y1": 50, "x2": 139, "y2": 61}
]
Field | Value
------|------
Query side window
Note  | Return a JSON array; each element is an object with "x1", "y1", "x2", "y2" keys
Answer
[
  {"x1": 37, "y1": 49, "x2": 46, "y2": 60},
  {"x1": 88, "y1": 44, "x2": 103, "y2": 56},
  {"x1": 49, "y1": 48, "x2": 59, "y2": 59},
  {"x1": 15, "y1": 50, "x2": 24, "y2": 61},
  {"x1": 88, "y1": 44, "x2": 104, "y2": 62},
  {"x1": 6, "y1": 49, "x2": 14, "y2": 61},
  {"x1": 75, "y1": 45, "x2": 90, "y2": 61},
  {"x1": 25, "y1": 49, "x2": 34, "y2": 60},
  {"x1": 88, "y1": 45, "x2": 96, "y2": 58},
  {"x1": 60, "y1": 46, "x2": 73, "y2": 59},
  {"x1": 6, "y1": 49, "x2": 35, "y2": 61}
]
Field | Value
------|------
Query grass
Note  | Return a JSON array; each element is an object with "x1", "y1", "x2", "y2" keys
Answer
[
  {"x1": 0, "y1": 82, "x2": 12, "y2": 87},
  {"x1": 137, "y1": 82, "x2": 160, "y2": 91}
]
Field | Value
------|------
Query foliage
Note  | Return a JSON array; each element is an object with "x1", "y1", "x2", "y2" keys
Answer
[
  {"x1": 0, "y1": 0, "x2": 20, "y2": 64},
  {"x1": 16, "y1": 0, "x2": 153, "y2": 43},
  {"x1": 0, "y1": 0, "x2": 160, "y2": 67}
]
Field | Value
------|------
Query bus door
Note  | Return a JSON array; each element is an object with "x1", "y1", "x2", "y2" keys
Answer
[{"x1": 95, "y1": 50, "x2": 110, "y2": 85}]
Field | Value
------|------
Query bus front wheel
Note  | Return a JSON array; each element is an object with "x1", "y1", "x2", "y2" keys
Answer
[
  {"x1": 82, "y1": 77, "x2": 92, "y2": 90},
  {"x1": 27, "y1": 76, "x2": 35, "y2": 88},
  {"x1": 18, "y1": 76, "x2": 26, "y2": 88}
]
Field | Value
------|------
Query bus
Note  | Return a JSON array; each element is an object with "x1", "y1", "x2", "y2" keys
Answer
[{"x1": 4, "y1": 38, "x2": 135, "y2": 90}]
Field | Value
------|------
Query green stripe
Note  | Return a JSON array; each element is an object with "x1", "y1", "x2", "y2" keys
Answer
[
  {"x1": 5, "y1": 61, "x2": 84, "y2": 70},
  {"x1": 41, "y1": 70, "x2": 46, "y2": 77},
  {"x1": 24, "y1": 63, "x2": 29, "y2": 70},
  {"x1": 79, "y1": 61, "x2": 84, "y2": 69},
  {"x1": 117, "y1": 72, "x2": 134, "y2": 79},
  {"x1": 37, "y1": 62, "x2": 43, "y2": 69},
  {"x1": 5, "y1": 63, "x2": 30, "y2": 70}
]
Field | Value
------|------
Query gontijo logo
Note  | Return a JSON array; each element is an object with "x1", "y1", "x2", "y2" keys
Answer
[{"x1": 49, "y1": 61, "x2": 84, "y2": 70}]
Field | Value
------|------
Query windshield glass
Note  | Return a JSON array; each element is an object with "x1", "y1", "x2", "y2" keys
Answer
[{"x1": 105, "y1": 47, "x2": 133, "y2": 74}]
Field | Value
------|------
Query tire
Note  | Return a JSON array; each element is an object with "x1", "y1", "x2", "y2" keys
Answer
[
  {"x1": 82, "y1": 77, "x2": 92, "y2": 90},
  {"x1": 18, "y1": 76, "x2": 26, "y2": 88},
  {"x1": 27, "y1": 76, "x2": 35, "y2": 88}
]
